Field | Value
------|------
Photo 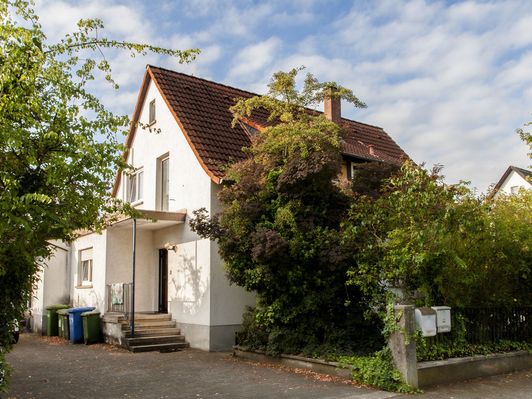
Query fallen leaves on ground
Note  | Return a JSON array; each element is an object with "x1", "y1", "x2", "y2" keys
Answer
[
  {"x1": 39, "y1": 336, "x2": 68, "y2": 346},
  {"x1": 226, "y1": 356, "x2": 365, "y2": 387}
]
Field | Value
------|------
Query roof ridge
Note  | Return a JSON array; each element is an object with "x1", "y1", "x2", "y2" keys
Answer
[
  {"x1": 510, "y1": 165, "x2": 531, "y2": 172},
  {"x1": 147, "y1": 64, "x2": 386, "y2": 130},
  {"x1": 510, "y1": 165, "x2": 531, "y2": 176},
  {"x1": 147, "y1": 64, "x2": 260, "y2": 98}
]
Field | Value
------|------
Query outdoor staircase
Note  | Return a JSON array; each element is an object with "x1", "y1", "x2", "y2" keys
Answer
[{"x1": 120, "y1": 313, "x2": 189, "y2": 353}]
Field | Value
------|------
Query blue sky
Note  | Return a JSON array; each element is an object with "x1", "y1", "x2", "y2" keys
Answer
[{"x1": 35, "y1": 0, "x2": 532, "y2": 192}]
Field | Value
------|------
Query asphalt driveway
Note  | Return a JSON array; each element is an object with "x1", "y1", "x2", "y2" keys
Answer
[
  {"x1": 4, "y1": 334, "x2": 531, "y2": 399},
  {"x1": 3, "y1": 334, "x2": 393, "y2": 399}
]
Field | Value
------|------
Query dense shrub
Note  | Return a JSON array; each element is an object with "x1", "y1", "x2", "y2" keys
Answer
[
  {"x1": 339, "y1": 348, "x2": 415, "y2": 393},
  {"x1": 345, "y1": 162, "x2": 532, "y2": 309}
]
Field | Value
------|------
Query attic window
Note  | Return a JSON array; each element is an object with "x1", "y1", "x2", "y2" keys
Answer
[
  {"x1": 149, "y1": 99, "x2": 156, "y2": 125},
  {"x1": 239, "y1": 120, "x2": 259, "y2": 139}
]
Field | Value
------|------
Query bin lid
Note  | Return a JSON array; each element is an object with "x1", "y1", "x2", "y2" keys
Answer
[
  {"x1": 57, "y1": 309, "x2": 70, "y2": 315},
  {"x1": 81, "y1": 311, "x2": 101, "y2": 317},
  {"x1": 45, "y1": 304, "x2": 70, "y2": 310},
  {"x1": 67, "y1": 306, "x2": 96, "y2": 314}
]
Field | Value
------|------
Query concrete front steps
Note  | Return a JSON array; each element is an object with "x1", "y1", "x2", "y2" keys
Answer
[{"x1": 110, "y1": 313, "x2": 189, "y2": 353}]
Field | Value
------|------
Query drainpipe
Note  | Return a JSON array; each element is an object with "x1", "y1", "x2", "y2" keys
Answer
[{"x1": 130, "y1": 218, "x2": 136, "y2": 337}]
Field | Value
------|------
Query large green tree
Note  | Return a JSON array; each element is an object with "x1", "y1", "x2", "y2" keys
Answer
[
  {"x1": 0, "y1": 0, "x2": 197, "y2": 389},
  {"x1": 190, "y1": 68, "x2": 381, "y2": 356}
]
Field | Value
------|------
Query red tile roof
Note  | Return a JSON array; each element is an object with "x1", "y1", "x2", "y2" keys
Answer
[{"x1": 113, "y1": 65, "x2": 409, "y2": 193}]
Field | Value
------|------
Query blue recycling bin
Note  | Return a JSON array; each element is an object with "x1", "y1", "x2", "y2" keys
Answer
[{"x1": 67, "y1": 307, "x2": 95, "y2": 343}]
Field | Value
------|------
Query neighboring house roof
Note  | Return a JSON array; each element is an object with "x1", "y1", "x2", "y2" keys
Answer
[
  {"x1": 510, "y1": 165, "x2": 532, "y2": 180},
  {"x1": 491, "y1": 165, "x2": 532, "y2": 197},
  {"x1": 113, "y1": 65, "x2": 409, "y2": 194}
]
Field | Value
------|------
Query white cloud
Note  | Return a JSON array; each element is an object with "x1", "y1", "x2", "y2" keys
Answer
[
  {"x1": 31, "y1": 0, "x2": 532, "y2": 192},
  {"x1": 313, "y1": 0, "x2": 532, "y2": 192},
  {"x1": 34, "y1": 0, "x2": 199, "y2": 117},
  {"x1": 228, "y1": 37, "x2": 281, "y2": 82},
  {"x1": 194, "y1": 2, "x2": 275, "y2": 41},
  {"x1": 36, "y1": 0, "x2": 151, "y2": 42}
]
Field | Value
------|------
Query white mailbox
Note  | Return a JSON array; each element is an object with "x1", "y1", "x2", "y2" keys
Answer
[
  {"x1": 415, "y1": 307, "x2": 437, "y2": 337},
  {"x1": 431, "y1": 306, "x2": 451, "y2": 333}
]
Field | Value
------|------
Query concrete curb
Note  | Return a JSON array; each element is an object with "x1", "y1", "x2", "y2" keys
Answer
[
  {"x1": 418, "y1": 350, "x2": 532, "y2": 387},
  {"x1": 233, "y1": 346, "x2": 353, "y2": 378},
  {"x1": 232, "y1": 347, "x2": 403, "y2": 398}
]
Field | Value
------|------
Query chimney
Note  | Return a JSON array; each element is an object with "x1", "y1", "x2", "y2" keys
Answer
[
  {"x1": 324, "y1": 87, "x2": 341, "y2": 124},
  {"x1": 368, "y1": 144, "x2": 375, "y2": 156}
]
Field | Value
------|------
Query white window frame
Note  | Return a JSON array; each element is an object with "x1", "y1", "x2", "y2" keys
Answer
[
  {"x1": 125, "y1": 168, "x2": 144, "y2": 204},
  {"x1": 79, "y1": 248, "x2": 93, "y2": 287},
  {"x1": 149, "y1": 99, "x2": 156, "y2": 125},
  {"x1": 160, "y1": 157, "x2": 169, "y2": 211}
]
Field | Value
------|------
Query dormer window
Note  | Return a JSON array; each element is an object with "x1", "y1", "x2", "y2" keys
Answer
[
  {"x1": 149, "y1": 99, "x2": 156, "y2": 125},
  {"x1": 125, "y1": 168, "x2": 144, "y2": 203},
  {"x1": 239, "y1": 120, "x2": 259, "y2": 139}
]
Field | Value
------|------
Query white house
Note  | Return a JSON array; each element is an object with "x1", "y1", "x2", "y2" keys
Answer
[
  {"x1": 492, "y1": 165, "x2": 531, "y2": 199},
  {"x1": 31, "y1": 65, "x2": 408, "y2": 351}
]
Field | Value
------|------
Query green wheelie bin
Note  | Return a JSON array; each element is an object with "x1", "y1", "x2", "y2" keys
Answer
[
  {"x1": 81, "y1": 310, "x2": 101, "y2": 345},
  {"x1": 45, "y1": 304, "x2": 70, "y2": 336},
  {"x1": 57, "y1": 308, "x2": 70, "y2": 340}
]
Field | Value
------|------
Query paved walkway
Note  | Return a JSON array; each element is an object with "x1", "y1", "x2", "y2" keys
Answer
[
  {"x1": 395, "y1": 368, "x2": 532, "y2": 399},
  {"x1": 3, "y1": 334, "x2": 531, "y2": 398}
]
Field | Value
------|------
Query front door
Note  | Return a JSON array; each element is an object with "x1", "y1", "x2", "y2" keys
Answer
[{"x1": 158, "y1": 249, "x2": 168, "y2": 313}]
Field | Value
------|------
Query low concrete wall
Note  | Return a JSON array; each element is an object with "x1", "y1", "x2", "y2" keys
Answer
[
  {"x1": 101, "y1": 313, "x2": 126, "y2": 347},
  {"x1": 418, "y1": 351, "x2": 532, "y2": 387},
  {"x1": 233, "y1": 347, "x2": 352, "y2": 379}
]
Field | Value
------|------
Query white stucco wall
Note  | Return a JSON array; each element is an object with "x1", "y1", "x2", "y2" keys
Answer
[
  {"x1": 208, "y1": 183, "x2": 256, "y2": 326},
  {"x1": 105, "y1": 228, "x2": 158, "y2": 312},
  {"x1": 152, "y1": 226, "x2": 211, "y2": 327},
  {"x1": 70, "y1": 232, "x2": 107, "y2": 312},
  {"x1": 31, "y1": 241, "x2": 70, "y2": 333},
  {"x1": 209, "y1": 241, "x2": 256, "y2": 326},
  {"x1": 116, "y1": 79, "x2": 213, "y2": 215},
  {"x1": 31, "y1": 267, "x2": 45, "y2": 333},
  {"x1": 115, "y1": 77, "x2": 216, "y2": 328}
]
